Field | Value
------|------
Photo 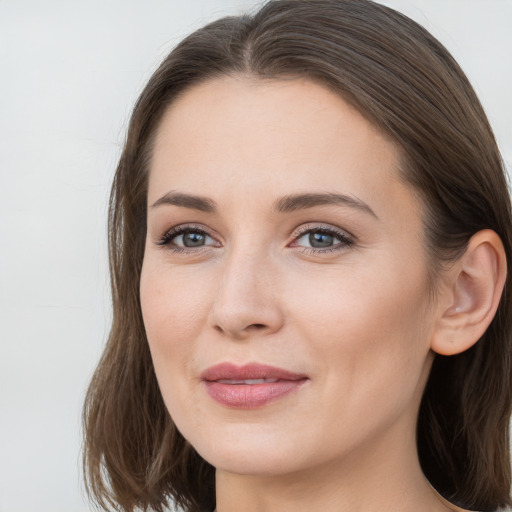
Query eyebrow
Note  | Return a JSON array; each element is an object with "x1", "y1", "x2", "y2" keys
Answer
[
  {"x1": 151, "y1": 191, "x2": 216, "y2": 212},
  {"x1": 151, "y1": 190, "x2": 377, "y2": 218},
  {"x1": 273, "y1": 192, "x2": 377, "y2": 218}
]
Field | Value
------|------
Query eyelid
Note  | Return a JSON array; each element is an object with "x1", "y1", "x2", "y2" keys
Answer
[
  {"x1": 155, "y1": 223, "x2": 221, "y2": 250},
  {"x1": 154, "y1": 222, "x2": 355, "y2": 254},
  {"x1": 289, "y1": 223, "x2": 356, "y2": 252},
  {"x1": 292, "y1": 223, "x2": 355, "y2": 239}
]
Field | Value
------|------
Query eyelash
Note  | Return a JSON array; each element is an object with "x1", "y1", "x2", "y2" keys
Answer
[
  {"x1": 156, "y1": 223, "x2": 355, "y2": 254},
  {"x1": 292, "y1": 224, "x2": 355, "y2": 254},
  {"x1": 156, "y1": 224, "x2": 217, "y2": 253}
]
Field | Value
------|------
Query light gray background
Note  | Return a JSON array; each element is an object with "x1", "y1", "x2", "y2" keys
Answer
[{"x1": 1, "y1": 1, "x2": 511, "y2": 511}]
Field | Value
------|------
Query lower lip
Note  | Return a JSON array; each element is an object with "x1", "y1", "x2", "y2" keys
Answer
[{"x1": 204, "y1": 380, "x2": 307, "y2": 409}]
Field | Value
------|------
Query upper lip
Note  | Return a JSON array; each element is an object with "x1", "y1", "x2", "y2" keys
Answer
[{"x1": 201, "y1": 362, "x2": 308, "y2": 382}]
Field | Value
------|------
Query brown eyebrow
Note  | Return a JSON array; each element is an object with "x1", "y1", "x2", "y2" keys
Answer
[
  {"x1": 151, "y1": 190, "x2": 377, "y2": 218},
  {"x1": 273, "y1": 192, "x2": 377, "y2": 218},
  {"x1": 151, "y1": 191, "x2": 216, "y2": 212}
]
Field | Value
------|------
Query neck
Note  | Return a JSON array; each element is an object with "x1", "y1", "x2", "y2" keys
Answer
[{"x1": 214, "y1": 418, "x2": 460, "y2": 512}]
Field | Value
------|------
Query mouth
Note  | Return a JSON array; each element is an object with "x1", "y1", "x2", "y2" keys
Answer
[
  {"x1": 201, "y1": 363, "x2": 308, "y2": 409},
  {"x1": 216, "y1": 378, "x2": 280, "y2": 384}
]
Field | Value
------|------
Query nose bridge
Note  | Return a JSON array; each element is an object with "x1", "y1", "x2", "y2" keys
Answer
[{"x1": 210, "y1": 237, "x2": 283, "y2": 338}]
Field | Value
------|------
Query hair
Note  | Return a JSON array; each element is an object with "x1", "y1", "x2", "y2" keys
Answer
[{"x1": 82, "y1": 1, "x2": 512, "y2": 511}]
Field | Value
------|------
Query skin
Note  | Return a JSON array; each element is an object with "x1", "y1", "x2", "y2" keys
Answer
[{"x1": 140, "y1": 76, "x2": 470, "y2": 512}]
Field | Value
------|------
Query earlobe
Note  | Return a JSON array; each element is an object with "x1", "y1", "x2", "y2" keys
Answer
[{"x1": 431, "y1": 229, "x2": 507, "y2": 356}]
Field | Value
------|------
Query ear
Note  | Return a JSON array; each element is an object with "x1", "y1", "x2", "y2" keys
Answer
[{"x1": 431, "y1": 229, "x2": 507, "y2": 356}]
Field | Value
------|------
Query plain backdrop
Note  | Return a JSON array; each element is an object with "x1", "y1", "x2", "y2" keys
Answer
[{"x1": 1, "y1": 1, "x2": 511, "y2": 511}]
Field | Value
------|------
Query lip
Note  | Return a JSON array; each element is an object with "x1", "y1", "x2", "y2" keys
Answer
[{"x1": 201, "y1": 363, "x2": 308, "y2": 409}]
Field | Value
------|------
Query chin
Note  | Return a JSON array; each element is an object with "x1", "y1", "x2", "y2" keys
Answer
[
  {"x1": 200, "y1": 446, "x2": 297, "y2": 476},
  {"x1": 185, "y1": 423, "x2": 308, "y2": 476}
]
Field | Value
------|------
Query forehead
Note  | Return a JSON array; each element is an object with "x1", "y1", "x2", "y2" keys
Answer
[{"x1": 148, "y1": 76, "x2": 418, "y2": 225}]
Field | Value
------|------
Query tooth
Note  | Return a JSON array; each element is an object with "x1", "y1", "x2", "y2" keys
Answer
[{"x1": 216, "y1": 378, "x2": 279, "y2": 385}]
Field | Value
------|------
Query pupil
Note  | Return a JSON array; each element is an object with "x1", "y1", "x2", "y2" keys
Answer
[
  {"x1": 183, "y1": 232, "x2": 205, "y2": 247},
  {"x1": 309, "y1": 232, "x2": 333, "y2": 248}
]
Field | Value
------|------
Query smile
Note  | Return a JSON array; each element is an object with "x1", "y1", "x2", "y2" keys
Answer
[{"x1": 201, "y1": 363, "x2": 308, "y2": 409}]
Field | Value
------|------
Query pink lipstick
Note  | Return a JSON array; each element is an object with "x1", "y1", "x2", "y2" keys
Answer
[{"x1": 201, "y1": 363, "x2": 308, "y2": 409}]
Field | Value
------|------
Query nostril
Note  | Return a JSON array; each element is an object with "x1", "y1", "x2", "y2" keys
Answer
[{"x1": 213, "y1": 322, "x2": 269, "y2": 337}]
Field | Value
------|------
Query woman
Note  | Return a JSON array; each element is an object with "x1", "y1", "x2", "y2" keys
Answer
[{"x1": 82, "y1": 1, "x2": 512, "y2": 511}]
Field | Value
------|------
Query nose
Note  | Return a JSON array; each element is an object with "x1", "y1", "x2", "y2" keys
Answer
[{"x1": 209, "y1": 247, "x2": 284, "y2": 340}]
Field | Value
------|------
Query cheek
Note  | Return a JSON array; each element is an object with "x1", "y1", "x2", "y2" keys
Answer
[
  {"x1": 283, "y1": 264, "x2": 433, "y2": 459},
  {"x1": 289, "y1": 257, "x2": 430, "y2": 334},
  {"x1": 139, "y1": 258, "x2": 215, "y2": 387},
  {"x1": 288, "y1": 259, "x2": 433, "y2": 395},
  {"x1": 141, "y1": 258, "x2": 209, "y2": 339},
  {"x1": 139, "y1": 258, "x2": 216, "y2": 431}
]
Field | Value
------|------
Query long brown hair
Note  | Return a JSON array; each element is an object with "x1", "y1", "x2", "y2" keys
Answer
[{"x1": 82, "y1": 1, "x2": 512, "y2": 511}]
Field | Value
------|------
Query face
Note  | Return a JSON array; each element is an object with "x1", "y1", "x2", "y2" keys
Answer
[{"x1": 140, "y1": 76, "x2": 438, "y2": 476}]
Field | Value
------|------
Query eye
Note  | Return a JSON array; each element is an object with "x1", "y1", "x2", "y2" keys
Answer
[
  {"x1": 157, "y1": 225, "x2": 219, "y2": 251},
  {"x1": 291, "y1": 225, "x2": 354, "y2": 252}
]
